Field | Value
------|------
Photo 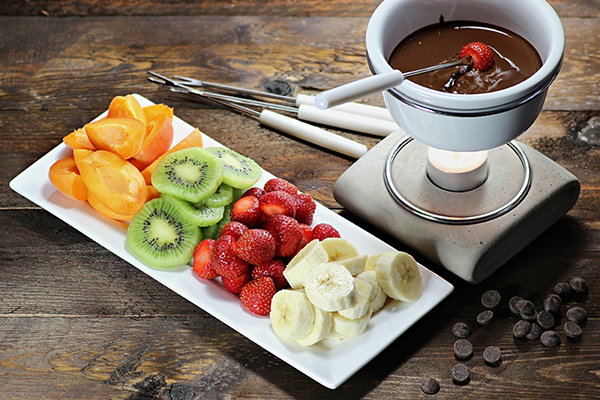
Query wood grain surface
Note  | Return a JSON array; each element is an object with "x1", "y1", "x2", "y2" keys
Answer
[{"x1": 1, "y1": 1, "x2": 599, "y2": 399}]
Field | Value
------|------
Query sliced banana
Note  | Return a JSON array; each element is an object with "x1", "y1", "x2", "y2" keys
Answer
[
  {"x1": 356, "y1": 270, "x2": 388, "y2": 313},
  {"x1": 336, "y1": 254, "x2": 367, "y2": 276},
  {"x1": 321, "y1": 238, "x2": 360, "y2": 262},
  {"x1": 284, "y1": 239, "x2": 329, "y2": 289},
  {"x1": 304, "y1": 263, "x2": 357, "y2": 312},
  {"x1": 376, "y1": 251, "x2": 423, "y2": 302},
  {"x1": 338, "y1": 278, "x2": 372, "y2": 319},
  {"x1": 332, "y1": 308, "x2": 373, "y2": 337},
  {"x1": 364, "y1": 253, "x2": 382, "y2": 271},
  {"x1": 270, "y1": 290, "x2": 315, "y2": 340},
  {"x1": 296, "y1": 307, "x2": 332, "y2": 346}
]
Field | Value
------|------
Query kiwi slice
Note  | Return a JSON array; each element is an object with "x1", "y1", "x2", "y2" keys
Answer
[
  {"x1": 152, "y1": 148, "x2": 223, "y2": 203},
  {"x1": 203, "y1": 183, "x2": 233, "y2": 208},
  {"x1": 126, "y1": 197, "x2": 201, "y2": 268},
  {"x1": 162, "y1": 194, "x2": 224, "y2": 227},
  {"x1": 205, "y1": 147, "x2": 262, "y2": 190}
]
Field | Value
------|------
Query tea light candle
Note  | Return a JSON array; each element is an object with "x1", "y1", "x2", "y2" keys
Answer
[{"x1": 426, "y1": 147, "x2": 489, "y2": 192}]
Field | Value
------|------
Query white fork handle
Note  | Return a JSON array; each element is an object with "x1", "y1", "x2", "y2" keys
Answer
[
  {"x1": 297, "y1": 105, "x2": 397, "y2": 137},
  {"x1": 295, "y1": 94, "x2": 395, "y2": 123}
]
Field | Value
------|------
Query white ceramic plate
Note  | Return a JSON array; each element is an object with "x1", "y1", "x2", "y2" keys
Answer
[{"x1": 10, "y1": 94, "x2": 453, "y2": 389}]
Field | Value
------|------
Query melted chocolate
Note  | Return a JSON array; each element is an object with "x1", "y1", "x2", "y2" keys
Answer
[{"x1": 388, "y1": 21, "x2": 542, "y2": 94}]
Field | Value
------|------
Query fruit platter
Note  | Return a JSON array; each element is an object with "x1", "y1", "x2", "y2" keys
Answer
[{"x1": 10, "y1": 94, "x2": 453, "y2": 389}]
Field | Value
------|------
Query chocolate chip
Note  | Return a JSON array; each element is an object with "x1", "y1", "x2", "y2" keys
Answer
[
  {"x1": 537, "y1": 310, "x2": 555, "y2": 330},
  {"x1": 481, "y1": 290, "x2": 501, "y2": 309},
  {"x1": 526, "y1": 323, "x2": 543, "y2": 340},
  {"x1": 483, "y1": 346, "x2": 502, "y2": 366},
  {"x1": 542, "y1": 294, "x2": 562, "y2": 315},
  {"x1": 519, "y1": 300, "x2": 537, "y2": 322},
  {"x1": 564, "y1": 321, "x2": 582, "y2": 339},
  {"x1": 421, "y1": 378, "x2": 440, "y2": 395},
  {"x1": 452, "y1": 363, "x2": 470, "y2": 384},
  {"x1": 454, "y1": 339, "x2": 473, "y2": 359},
  {"x1": 554, "y1": 282, "x2": 572, "y2": 301},
  {"x1": 452, "y1": 322, "x2": 472, "y2": 339},
  {"x1": 477, "y1": 310, "x2": 494, "y2": 325},
  {"x1": 513, "y1": 320, "x2": 532, "y2": 338},
  {"x1": 509, "y1": 296, "x2": 523, "y2": 314},
  {"x1": 566, "y1": 306, "x2": 587, "y2": 324},
  {"x1": 540, "y1": 330, "x2": 561, "y2": 348},
  {"x1": 569, "y1": 277, "x2": 588, "y2": 294}
]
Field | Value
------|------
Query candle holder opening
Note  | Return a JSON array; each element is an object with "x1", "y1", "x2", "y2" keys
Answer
[{"x1": 426, "y1": 147, "x2": 489, "y2": 192}]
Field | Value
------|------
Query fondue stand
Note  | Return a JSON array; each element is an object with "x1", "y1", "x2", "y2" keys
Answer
[{"x1": 331, "y1": 0, "x2": 580, "y2": 284}]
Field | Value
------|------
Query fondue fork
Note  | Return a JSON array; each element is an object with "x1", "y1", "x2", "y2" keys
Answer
[{"x1": 149, "y1": 71, "x2": 397, "y2": 136}]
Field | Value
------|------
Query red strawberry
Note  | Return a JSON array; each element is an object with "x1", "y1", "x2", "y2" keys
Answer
[
  {"x1": 265, "y1": 215, "x2": 303, "y2": 258},
  {"x1": 252, "y1": 258, "x2": 289, "y2": 290},
  {"x1": 236, "y1": 229, "x2": 276, "y2": 265},
  {"x1": 242, "y1": 187, "x2": 265, "y2": 199},
  {"x1": 259, "y1": 190, "x2": 297, "y2": 219},
  {"x1": 293, "y1": 223, "x2": 314, "y2": 255},
  {"x1": 459, "y1": 42, "x2": 494, "y2": 72},
  {"x1": 263, "y1": 178, "x2": 298, "y2": 196},
  {"x1": 210, "y1": 235, "x2": 250, "y2": 279},
  {"x1": 192, "y1": 239, "x2": 219, "y2": 279},
  {"x1": 219, "y1": 221, "x2": 249, "y2": 241},
  {"x1": 222, "y1": 272, "x2": 251, "y2": 295},
  {"x1": 230, "y1": 195, "x2": 264, "y2": 228},
  {"x1": 312, "y1": 223, "x2": 341, "y2": 241},
  {"x1": 240, "y1": 276, "x2": 277, "y2": 316},
  {"x1": 294, "y1": 193, "x2": 316, "y2": 225}
]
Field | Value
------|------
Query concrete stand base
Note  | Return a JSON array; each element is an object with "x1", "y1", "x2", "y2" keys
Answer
[{"x1": 334, "y1": 130, "x2": 580, "y2": 284}]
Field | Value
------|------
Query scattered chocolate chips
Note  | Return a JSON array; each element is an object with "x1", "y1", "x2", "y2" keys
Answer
[
  {"x1": 526, "y1": 323, "x2": 543, "y2": 340},
  {"x1": 554, "y1": 282, "x2": 572, "y2": 301},
  {"x1": 483, "y1": 346, "x2": 502, "y2": 366},
  {"x1": 477, "y1": 310, "x2": 494, "y2": 326},
  {"x1": 566, "y1": 306, "x2": 587, "y2": 324},
  {"x1": 542, "y1": 294, "x2": 562, "y2": 315},
  {"x1": 564, "y1": 321, "x2": 582, "y2": 339},
  {"x1": 481, "y1": 290, "x2": 501, "y2": 309},
  {"x1": 569, "y1": 277, "x2": 588, "y2": 294},
  {"x1": 540, "y1": 330, "x2": 561, "y2": 348},
  {"x1": 509, "y1": 295, "x2": 524, "y2": 314},
  {"x1": 536, "y1": 310, "x2": 555, "y2": 330},
  {"x1": 519, "y1": 300, "x2": 538, "y2": 322},
  {"x1": 452, "y1": 363, "x2": 470, "y2": 384},
  {"x1": 513, "y1": 320, "x2": 532, "y2": 338},
  {"x1": 421, "y1": 378, "x2": 440, "y2": 395},
  {"x1": 454, "y1": 339, "x2": 473, "y2": 359},
  {"x1": 452, "y1": 322, "x2": 472, "y2": 339}
]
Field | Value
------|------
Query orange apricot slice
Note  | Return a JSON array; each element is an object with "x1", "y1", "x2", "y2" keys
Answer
[
  {"x1": 129, "y1": 113, "x2": 174, "y2": 170},
  {"x1": 143, "y1": 104, "x2": 173, "y2": 122},
  {"x1": 73, "y1": 148, "x2": 94, "y2": 168},
  {"x1": 84, "y1": 117, "x2": 146, "y2": 160},
  {"x1": 141, "y1": 128, "x2": 204, "y2": 184},
  {"x1": 78, "y1": 150, "x2": 147, "y2": 216},
  {"x1": 48, "y1": 155, "x2": 89, "y2": 201},
  {"x1": 87, "y1": 191, "x2": 135, "y2": 221},
  {"x1": 63, "y1": 128, "x2": 95, "y2": 150},
  {"x1": 107, "y1": 94, "x2": 147, "y2": 127},
  {"x1": 146, "y1": 185, "x2": 161, "y2": 201}
]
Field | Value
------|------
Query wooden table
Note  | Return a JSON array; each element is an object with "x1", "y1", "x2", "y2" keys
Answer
[{"x1": 2, "y1": 1, "x2": 599, "y2": 398}]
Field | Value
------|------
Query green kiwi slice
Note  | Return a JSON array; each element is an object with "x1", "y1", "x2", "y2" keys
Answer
[
  {"x1": 152, "y1": 148, "x2": 223, "y2": 203},
  {"x1": 203, "y1": 183, "x2": 233, "y2": 208},
  {"x1": 205, "y1": 147, "x2": 262, "y2": 190},
  {"x1": 126, "y1": 197, "x2": 201, "y2": 269},
  {"x1": 162, "y1": 194, "x2": 224, "y2": 227}
]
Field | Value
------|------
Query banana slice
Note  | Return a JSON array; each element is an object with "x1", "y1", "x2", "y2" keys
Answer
[
  {"x1": 336, "y1": 254, "x2": 367, "y2": 276},
  {"x1": 338, "y1": 278, "x2": 373, "y2": 319},
  {"x1": 356, "y1": 270, "x2": 388, "y2": 313},
  {"x1": 331, "y1": 308, "x2": 373, "y2": 337},
  {"x1": 284, "y1": 239, "x2": 329, "y2": 289},
  {"x1": 270, "y1": 290, "x2": 316, "y2": 340},
  {"x1": 375, "y1": 251, "x2": 423, "y2": 302},
  {"x1": 321, "y1": 238, "x2": 360, "y2": 262},
  {"x1": 296, "y1": 307, "x2": 332, "y2": 346},
  {"x1": 304, "y1": 263, "x2": 357, "y2": 312},
  {"x1": 364, "y1": 253, "x2": 382, "y2": 271}
]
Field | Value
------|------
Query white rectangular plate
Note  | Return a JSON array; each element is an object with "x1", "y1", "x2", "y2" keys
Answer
[{"x1": 10, "y1": 94, "x2": 453, "y2": 389}]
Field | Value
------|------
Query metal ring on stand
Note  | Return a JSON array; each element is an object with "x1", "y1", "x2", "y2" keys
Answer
[{"x1": 383, "y1": 136, "x2": 532, "y2": 225}]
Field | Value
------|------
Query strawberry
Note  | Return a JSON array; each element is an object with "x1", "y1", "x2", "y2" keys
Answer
[
  {"x1": 293, "y1": 223, "x2": 314, "y2": 255},
  {"x1": 294, "y1": 193, "x2": 316, "y2": 225},
  {"x1": 312, "y1": 223, "x2": 341, "y2": 241},
  {"x1": 252, "y1": 258, "x2": 289, "y2": 290},
  {"x1": 263, "y1": 178, "x2": 298, "y2": 196},
  {"x1": 230, "y1": 195, "x2": 264, "y2": 228},
  {"x1": 265, "y1": 214, "x2": 303, "y2": 258},
  {"x1": 240, "y1": 276, "x2": 277, "y2": 316},
  {"x1": 259, "y1": 190, "x2": 297, "y2": 219},
  {"x1": 459, "y1": 42, "x2": 494, "y2": 72},
  {"x1": 210, "y1": 235, "x2": 250, "y2": 279},
  {"x1": 192, "y1": 239, "x2": 219, "y2": 279},
  {"x1": 242, "y1": 187, "x2": 265, "y2": 199},
  {"x1": 222, "y1": 272, "x2": 251, "y2": 295},
  {"x1": 236, "y1": 229, "x2": 276, "y2": 265},
  {"x1": 219, "y1": 221, "x2": 249, "y2": 241}
]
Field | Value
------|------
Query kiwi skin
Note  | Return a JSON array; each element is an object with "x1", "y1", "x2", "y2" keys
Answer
[
  {"x1": 126, "y1": 197, "x2": 201, "y2": 268},
  {"x1": 205, "y1": 147, "x2": 262, "y2": 190}
]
